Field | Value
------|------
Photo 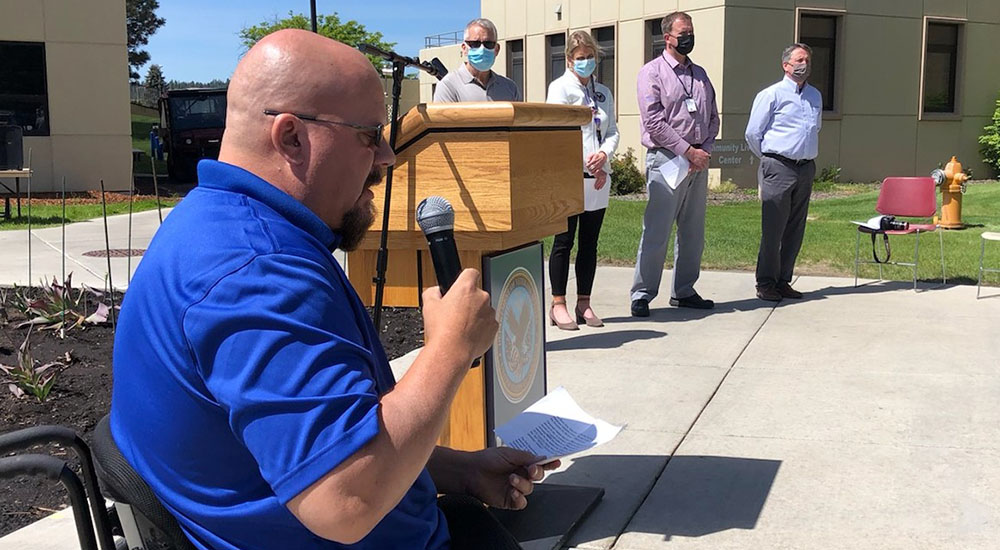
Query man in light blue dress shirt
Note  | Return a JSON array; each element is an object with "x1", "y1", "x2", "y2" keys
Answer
[{"x1": 745, "y1": 43, "x2": 822, "y2": 302}]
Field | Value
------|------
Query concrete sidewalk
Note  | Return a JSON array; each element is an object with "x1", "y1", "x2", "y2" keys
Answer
[
  {"x1": 0, "y1": 208, "x2": 170, "y2": 290},
  {"x1": 2, "y1": 215, "x2": 999, "y2": 548},
  {"x1": 385, "y1": 266, "x2": 1000, "y2": 550}
]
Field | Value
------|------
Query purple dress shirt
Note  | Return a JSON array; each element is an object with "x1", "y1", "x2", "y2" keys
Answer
[{"x1": 637, "y1": 51, "x2": 720, "y2": 156}]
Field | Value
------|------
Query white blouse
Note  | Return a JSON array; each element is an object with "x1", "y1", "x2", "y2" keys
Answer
[{"x1": 546, "y1": 69, "x2": 620, "y2": 210}]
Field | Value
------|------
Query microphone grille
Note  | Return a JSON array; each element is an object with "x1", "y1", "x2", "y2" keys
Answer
[{"x1": 416, "y1": 196, "x2": 454, "y2": 234}]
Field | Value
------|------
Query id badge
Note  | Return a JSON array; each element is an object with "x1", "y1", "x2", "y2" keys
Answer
[{"x1": 684, "y1": 98, "x2": 698, "y2": 113}]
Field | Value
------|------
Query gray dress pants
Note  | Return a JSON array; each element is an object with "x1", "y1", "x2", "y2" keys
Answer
[
  {"x1": 631, "y1": 148, "x2": 708, "y2": 302},
  {"x1": 756, "y1": 155, "x2": 815, "y2": 288}
]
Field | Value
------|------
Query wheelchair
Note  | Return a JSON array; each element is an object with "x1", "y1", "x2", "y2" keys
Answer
[{"x1": 0, "y1": 414, "x2": 194, "y2": 550}]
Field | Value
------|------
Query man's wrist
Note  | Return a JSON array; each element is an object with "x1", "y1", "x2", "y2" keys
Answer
[{"x1": 433, "y1": 447, "x2": 475, "y2": 495}]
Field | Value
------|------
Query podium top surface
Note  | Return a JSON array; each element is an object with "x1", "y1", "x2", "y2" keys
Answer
[{"x1": 394, "y1": 102, "x2": 591, "y2": 151}]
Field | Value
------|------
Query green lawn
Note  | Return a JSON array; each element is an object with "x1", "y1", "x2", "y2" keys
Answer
[
  {"x1": 0, "y1": 199, "x2": 180, "y2": 231},
  {"x1": 132, "y1": 113, "x2": 169, "y2": 175},
  {"x1": 545, "y1": 181, "x2": 1000, "y2": 285}
]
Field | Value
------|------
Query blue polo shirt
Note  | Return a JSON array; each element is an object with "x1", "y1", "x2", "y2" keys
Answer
[{"x1": 110, "y1": 160, "x2": 449, "y2": 550}]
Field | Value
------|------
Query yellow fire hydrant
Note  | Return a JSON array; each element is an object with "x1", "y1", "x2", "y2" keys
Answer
[{"x1": 931, "y1": 156, "x2": 969, "y2": 229}]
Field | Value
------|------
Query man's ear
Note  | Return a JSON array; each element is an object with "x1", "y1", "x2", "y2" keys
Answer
[{"x1": 270, "y1": 114, "x2": 305, "y2": 166}]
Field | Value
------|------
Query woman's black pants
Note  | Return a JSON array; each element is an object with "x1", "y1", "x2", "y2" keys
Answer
[{"x1": 549, "y1": 208, "x2": 606, "y2": 297}]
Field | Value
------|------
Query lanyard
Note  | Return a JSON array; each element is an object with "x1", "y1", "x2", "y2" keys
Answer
[
  {"x1": 584, "y1": 79, "x2": 603, "y2": 144},
  {"x1": 673, "y1": 63, "x2": 695, "y2": 99}
]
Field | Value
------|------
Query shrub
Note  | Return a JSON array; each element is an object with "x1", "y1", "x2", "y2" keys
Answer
[
  {"x1": 817, "y1": 165, "x2": 841, "y2": 183},
  {"x1": 610, "y1": 147, "x2": 646, "y2": 195},
  {"x1": 979, "y1": 93, "x2": 1000, "y2": 177},
  {"x1": 1, "y1": 331, "x2": 62, "y2": 403},
  {"x1": 13, "y1": 274, "x2": 110, "y2": 332},
  {"x1": 711, "y1": 179, "x2": 739, "y2": 193}
]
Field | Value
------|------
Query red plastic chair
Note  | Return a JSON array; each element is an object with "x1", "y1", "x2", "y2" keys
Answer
[{"x1": 854, "y1": 177, "x2": 946, "y2": 290}]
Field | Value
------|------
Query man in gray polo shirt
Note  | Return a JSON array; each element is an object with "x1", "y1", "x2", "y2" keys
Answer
[{"x1": 433, "y1": 18, "x2": 521, "y2": 102}]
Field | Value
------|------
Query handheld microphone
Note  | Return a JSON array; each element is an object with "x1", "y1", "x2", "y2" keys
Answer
[
  {"x1": 416, "y1": 196, "x2": 462, "y2": 294},
  {"x1": 416, "y1": 197, "x2": 481, "y2": 368}
]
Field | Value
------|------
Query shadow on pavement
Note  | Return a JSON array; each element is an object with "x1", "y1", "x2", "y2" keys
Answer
[
  {"x1": 600, "y1": 279, "x2": 939, "y2": 324},
  {"x1": 544, "y1": 454, "x2": 781, "y2": 543},
  {"x1": 545, "y1": 329, "x2": 666, "y2": 352}
]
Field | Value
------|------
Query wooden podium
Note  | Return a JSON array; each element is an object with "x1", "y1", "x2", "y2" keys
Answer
[{"x1": 348, "y1": 102, "x2": 590, "y2": 451}]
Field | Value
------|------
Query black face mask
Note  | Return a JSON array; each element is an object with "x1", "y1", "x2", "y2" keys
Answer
[{"x1": 675, "y1": 33, "x2": 695, "y2": 56}]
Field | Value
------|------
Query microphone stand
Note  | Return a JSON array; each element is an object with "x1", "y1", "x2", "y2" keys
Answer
[{"x1": 358, "y1": 44, "x2": 447, "y2": 330}]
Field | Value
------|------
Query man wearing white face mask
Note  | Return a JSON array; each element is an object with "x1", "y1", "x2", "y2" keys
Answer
[
  {"x1": 745, "y1": 43, "x2": 822, "y2": 302},
  {"x1": 433, "y1": 18, "x2": 521, "y2": 102}
]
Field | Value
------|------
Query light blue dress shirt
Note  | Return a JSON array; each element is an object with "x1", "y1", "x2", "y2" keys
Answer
[{"x1": 745, "y1": 75, "x2": 823, "y2": 161}]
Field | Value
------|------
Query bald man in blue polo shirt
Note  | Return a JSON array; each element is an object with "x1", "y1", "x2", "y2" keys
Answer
[{"x1": 111, "y1": 30, "x2": 556, "y2": 550}]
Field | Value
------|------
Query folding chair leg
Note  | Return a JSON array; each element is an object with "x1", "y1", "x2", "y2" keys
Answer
[
  {"x1": 912, "y1": 231, "x2": 921, "y2": 291},
  {"x1": 854, "y1": 231, "x2": 861, "y2": 287},
  {"x1": 938, "y1": 230, "x2": 946, "y2": 285},
  {"x1": 979, "y1": 237, "x2": 985, "y2": 299}
]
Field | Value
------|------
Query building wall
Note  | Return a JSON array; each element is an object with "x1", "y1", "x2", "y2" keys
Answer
[
  {"x1": 0, "y1": 0, "x2": 131, "y2": 192},
  {"x1": 420, "y1": 0, "x2": 1000, "y2": 184},
  {"x1": 723, "y1": 0, "x2": 1000, "y2": 183},
  {"x1": 418, "y1": 44, "x2": 463, "y2": 102}
]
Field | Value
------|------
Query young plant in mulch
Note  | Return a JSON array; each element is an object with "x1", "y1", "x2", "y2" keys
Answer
[
  {"x1": 11, "y1": 273, "x2": 112, "y2": 333},
  {"x1": 0, "y1": 330, "x2": 68, "y2": 403}
]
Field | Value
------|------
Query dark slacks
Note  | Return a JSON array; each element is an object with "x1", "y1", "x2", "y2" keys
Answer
[
  {"x1": 549, "y1": 208, "x2": 606, "y2": 296},
  {"x1": 438, "y1": 495, "x2": 522, "y2": 550},
  {"x1": 756, "y1": 156, "x2": 815, "y2": 288}
]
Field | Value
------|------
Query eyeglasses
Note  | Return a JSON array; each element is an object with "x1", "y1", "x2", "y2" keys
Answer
[
  {"x1": 262, "y1": 109, "x2": 384, "y2": 148},
  {"x1": 465, "y1": 40, "x2": 497, "y2": 49}
]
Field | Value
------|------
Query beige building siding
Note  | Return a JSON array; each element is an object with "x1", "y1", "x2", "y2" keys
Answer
[
  {"x1": 421, "y1": 0, "x2": 1000, "y2": 185},
  {"x1": 1, "y1": 0, "x2": 131, "y2": 192}
]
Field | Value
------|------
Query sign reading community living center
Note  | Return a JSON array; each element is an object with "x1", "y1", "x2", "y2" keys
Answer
[{"x1": 710, "y1": 139, "x2": 758, "y2": 186}]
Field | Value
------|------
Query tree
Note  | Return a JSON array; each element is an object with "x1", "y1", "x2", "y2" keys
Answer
[
  {"x1": 166, "y1": 78, "x2": 230, "y2": 91},
  {"x1": 144, "y1": 64, "x2": 166, "y2": 93},
  {"x1": 980, "y1": 93, "x2": 1000, "y2": 177},
  {"x1": 127, "y1": 0, "x2": 166, "y2": 80},
  {"x1": 239, "y1": 11, "x2": 395, "y2": 70}
]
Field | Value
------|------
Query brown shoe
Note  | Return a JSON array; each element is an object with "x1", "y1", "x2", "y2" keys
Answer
[
  {"x1": 575, "y1": 297, "x2": 604, "y2": 327},
  {"x1": 777, "y1": 283, "x2": 803, "y2": 299},
  {"x1": 756, "y1": 286, "x2": 782, "y2": 302},
  {"x1": 549, "y1": 300, "x2": 579, "y2": 330}
]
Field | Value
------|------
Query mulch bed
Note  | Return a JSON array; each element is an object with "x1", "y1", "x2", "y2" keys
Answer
[
  {"x1": 0, "y1": 287, "x2": 423, "y2": 537},
  {"x1": 9, "y1": 190, "x2": 166, "y2": 206}
]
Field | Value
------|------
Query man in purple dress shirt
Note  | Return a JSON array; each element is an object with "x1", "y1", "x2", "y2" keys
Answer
[{"x1": 631, "y1": 11, "x2": 720, "y2": 317}]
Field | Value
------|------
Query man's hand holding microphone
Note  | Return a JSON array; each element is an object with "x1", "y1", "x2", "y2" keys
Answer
[
  {"x1": 416, "y1": 196, "x2": 497, "y2": 367},
  {"x1": 421, "y1": 268, "x2": 497, "y2": 367}
]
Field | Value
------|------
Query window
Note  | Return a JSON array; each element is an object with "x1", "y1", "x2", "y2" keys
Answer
[
  {"x1": 798, "y1": 14, "x2": 839, "y2": 112},
  {"x1": 0, "y1": 41, "x2": 50, "y2": 136},
  {"x1": 593, "y1": 26, "x2": 615, "y2": 97},
  {"x1": 645, "y1": 19, "x2": 665, "y2": 63},
  {"x1": 546, "y1": 33, "x2": 566, "y2": 89},
  {"x1": 507, "y1": 39, "x2": 524, "y2": 96},
  {"x1": 923, "y1": 22, "x2": 961, "y2": 114}
]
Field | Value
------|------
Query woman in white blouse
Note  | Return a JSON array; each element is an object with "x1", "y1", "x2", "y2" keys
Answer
[{"x1": 546, "y1": 30, "x2": 620, "y2": 330}]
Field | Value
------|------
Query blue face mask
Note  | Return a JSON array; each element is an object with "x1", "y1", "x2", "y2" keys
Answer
[
  {"x1": 467, "y1": 46, "x2": 496, "y2": 71},
  {"x1": 573, "y1": 58, "x2": 597, "y2": 78}
]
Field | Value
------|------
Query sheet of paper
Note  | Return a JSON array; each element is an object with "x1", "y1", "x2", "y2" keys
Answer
[
  {"x1": 657, "y1": 154, "x2": 690, "y2": 190},
  {"x1": 851, "y1": 215, "x2": 885, "y2": 230},
  {"x1": 494, "y1": 386, "x2": 622, "y2": 463}
]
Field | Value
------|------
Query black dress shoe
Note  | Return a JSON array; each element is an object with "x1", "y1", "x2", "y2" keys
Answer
[
  {"x1": 669, "y1": 292, "x2": 714, "y2": 309},
  {"x1": 631, "y1": 298, "x2": 650, "y2": 317},
  {"x1": 777, "y1": 282, "x2": 803, "y2": 299},
  {"x1": 756, "y1": 286, "x2": 782, "y2": 302}
]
